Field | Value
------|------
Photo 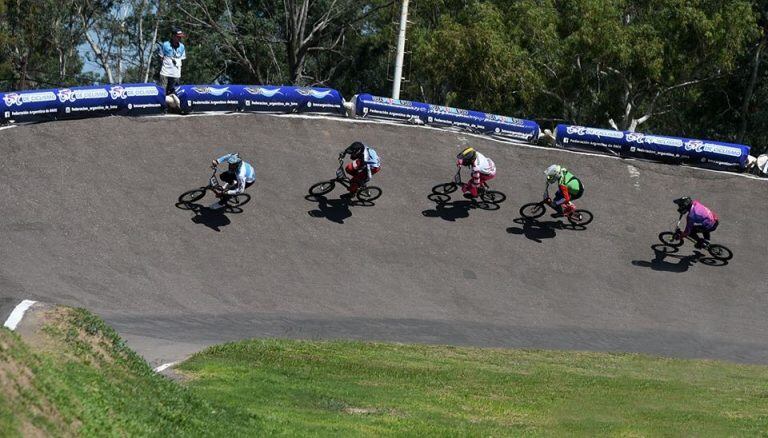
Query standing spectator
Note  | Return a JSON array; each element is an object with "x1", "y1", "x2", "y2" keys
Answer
[{"x1": 158, "y1": 28, "x2": 187, "y2": 96}]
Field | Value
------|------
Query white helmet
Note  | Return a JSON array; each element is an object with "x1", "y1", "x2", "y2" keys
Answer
[{"x1": 545, "y1": 164, "x2": 562, "y2": 183}]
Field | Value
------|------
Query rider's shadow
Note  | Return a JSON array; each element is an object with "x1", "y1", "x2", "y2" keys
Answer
[
  {"x1": 506, "y1": 217, "x2": 586, "y2": 242},
  {"x1": 305, "y1": 195, "x2": 353, "y2": 224},
  {"x1": 506, "y1": 217, "x2": 557, "y2": 242},
  {"x1": 175, "y1": 202, "x2": 232, "y2": 232},
  {"x1": 422, "y1": 194, "x2": 499, "y2": 222},
  {"x1": 631, "y1": 244, "x2": 716, "y2": 272}
]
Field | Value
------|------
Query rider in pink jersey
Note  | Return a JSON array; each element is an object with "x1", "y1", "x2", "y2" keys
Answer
[{"x1": 673, "y1": 197, "x2": 719, "y2": 248}]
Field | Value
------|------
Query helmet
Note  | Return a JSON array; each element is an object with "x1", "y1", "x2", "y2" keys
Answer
[
  {"x1": 226, "y1": 153, "x2": 242, "y2": 165},
  {"x1": 457, "y1": 147, "x2": 477, "y2": 166},
  {"x1": 226, "y1": 153, "x2": 242, "y2": 170},
  {"x1": 349, "y1": 142, "x2": 365, "y2": 156},
  {"x1": 545, "y1": 164, "x2": 562, "y2": 183},
  {"x1": 673, "y1": 196, "x2": 693, "y2": 214}
]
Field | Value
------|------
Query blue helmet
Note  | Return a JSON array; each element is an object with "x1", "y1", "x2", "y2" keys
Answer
[{"x1": 226, "y1": 153, "x2": 242, "y2": 166}]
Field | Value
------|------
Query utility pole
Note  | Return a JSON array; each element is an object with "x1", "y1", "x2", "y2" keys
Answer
[{"x1": 391, "y1": 0, "x2": 410, "y2": 99}]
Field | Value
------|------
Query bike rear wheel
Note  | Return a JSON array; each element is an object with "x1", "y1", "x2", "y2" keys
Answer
[
  {"x1": 480, "y1": 190, "x2": 506, "y2": 204},
  {"x1": 309, "y1": 180, "x2": 335, "y2": 196},
  {"x1": 567, "y1": 209, "x2": 593, "y2": 226},
  {"x1": 179, "y1": 188, "x2": 206, "y2": 204},
  {"x1": 707, "y1": 244, "x2": 733, "y2": 261},
  {"x1": 228, "y1": 193, "x2": 251, "y2": 207},
  {"x1": 519, "y1": 202, "x2": 546, "y2": 219},
  {"x1": 658, "y1": 231, "x2": 684, "y2": 247},
  {"x1": 357, "y1": 186, "x2": 382, "y2": 202},
  {"x1": 432, "y1": 182, "x2": 458, "y2": 195}
]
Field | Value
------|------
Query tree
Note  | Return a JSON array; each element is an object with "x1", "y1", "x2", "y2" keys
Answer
[{"x1": 1, "y1": 0, "x2": 87, "y2": 89}]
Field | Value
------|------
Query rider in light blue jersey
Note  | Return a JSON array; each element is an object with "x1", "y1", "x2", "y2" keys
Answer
[{"x1": 209, "y1": 152, "x2": 255, "y2": 209}]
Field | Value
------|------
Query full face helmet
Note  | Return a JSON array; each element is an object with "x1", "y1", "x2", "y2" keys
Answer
[
  {"x1": 226, "y1": 153, "x2": 242, "y2": 171},
  {"x1": 457, "y1": 147, "x2": 477, "y2": 166},
  {"x1": 673, "y1": 196, "x2": 693, "y2": 214},
  {"x1": 544, "y1": 164, "x2": 562, "y2": 183},
  {"x1": 348, "y1": 141, "x2": 365, "y2": 158}
]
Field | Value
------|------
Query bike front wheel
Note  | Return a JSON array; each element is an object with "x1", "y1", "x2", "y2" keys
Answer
[
  {"x1": 567, "y1": 209, "x2": 593, "y2": 226},
  {"x1": 357, "y1": 186, "x2": 382, "y2": 202},
  {"x1": 480, "y1": 190, "x2": 506, "y2": 204},
  {"x1": 309, "y1": 180, "x2": 336, "y2": 196},
  {"x1": 179, "y1": 188, "x2": 206, "y2": 204},
  {"x1": 432, "y1": 182, "x2": 458, "y2": 195},
  {"x1": 658, "y1": 231, "x2": 684, "y2": 247},
  {"x1": 707, "y1": 244, "x2": 733, "y2": 261},
  {"x1": 519, "y1": 202, "x2": 546, "y2": 219}
]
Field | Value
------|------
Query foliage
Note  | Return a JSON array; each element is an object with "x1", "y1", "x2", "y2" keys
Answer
[{"x1": 0, "y1": 0, "x2": 766, "y2": 152}]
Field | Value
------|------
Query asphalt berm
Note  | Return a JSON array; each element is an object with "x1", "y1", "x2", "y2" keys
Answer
[{"x1": 1, "y1": 113, "x2": 766, "y2": 367}]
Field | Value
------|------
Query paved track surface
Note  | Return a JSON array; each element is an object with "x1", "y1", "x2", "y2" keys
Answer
[{"x1": 1, "y1": 114, "x2": 766, "y2": 367}]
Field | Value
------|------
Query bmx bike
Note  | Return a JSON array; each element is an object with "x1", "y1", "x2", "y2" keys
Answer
[
  {"x1": 430, "y1": 168, "x2": 507, "y2": 204},
  {"x1": 519, "y1": 194, "x2": 593, "y2": 226},
  {"x1": 657, "y1": 216, "x2": 733, "y2": 261},
  {"x1": 178, "y1": 167, "x2": 252, "y2": 208},
  {"x1": 308, "y1": 158, "x2": 382, "y2": 202}
]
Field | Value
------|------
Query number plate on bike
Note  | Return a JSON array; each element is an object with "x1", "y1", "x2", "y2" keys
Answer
[
  {"x1": 336, "y1": 168, "x2": 345, "y2": 179},
  {"x1": 209, "y1": 176, "x2": 218, "y2": 186},
  {"x1": 453, "y1": 173, "x2": 462, "y2": 184}
]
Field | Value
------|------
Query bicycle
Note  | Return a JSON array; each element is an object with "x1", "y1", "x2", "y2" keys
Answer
[
  {"x1": 178, "y1": 166, "x2": 252, "y2": 208},
  {"x1": 519, "y1": 186, "x2": 593, "y2": 226},
  {"x1": 657, "y1": 215, "x2": 733, "y2": 261},
  {"x1": 430, "y1": 168, "x2": 507, "y2": 204},
  {"x1": 308, "y1": 158, "x2": 382, "y2": 202}
]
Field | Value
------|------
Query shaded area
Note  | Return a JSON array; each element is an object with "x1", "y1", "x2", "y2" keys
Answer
[
  {"x1": 506, "y1": 217, "x2": 588, "y2": 242},
  {"x1": 175, "y1": 201, "x2": 243, "y2": 232},
  {"x1": 304, "y1": 193, "x2": 376, "y2": 224},
  {"x1": 422, "y1": 191, "x2": 501, "y2": 222}
]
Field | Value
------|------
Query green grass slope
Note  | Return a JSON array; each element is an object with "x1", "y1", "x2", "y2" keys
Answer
[
  {"x1": 0, "y1": 307, "x2": 258, "y2": 436},
  {"x1": 179, "y1": 339, "x2": 768, "y2": 436}
]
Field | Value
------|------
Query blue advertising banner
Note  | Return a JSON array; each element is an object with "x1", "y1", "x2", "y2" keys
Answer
[
  {"x1": 355, "y1": 94, "x2": 430, "y2": 121},
  {"x1": 0, "y1": 89, "x2": 59, "y2": 123},
  {"x1": 57, "y1": 86, "x2": 118, "y2": 119},
  {"x1": 355, "y1": 94, "x2": 540, "y2": 141},
  {"x1": 0, "y1": 83, "x2": 164, "y2": 123},
  {"x1": 176, "y1": 85, "x2": 241, "y2": 112},
  {"x1": 555, "y1": 124, "x2": 751, "y2": 169},
  {"x1": 240, "y1": 86, "x2": 344, "y2": 113},
  {"x1": 425, "y1": 104, "x2": 540, "y2": 141},
  {"x1": 109, "y1": 83, "x2": 165, "y2": 115}
]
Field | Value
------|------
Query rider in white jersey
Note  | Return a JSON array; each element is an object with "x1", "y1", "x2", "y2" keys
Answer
[
  {"x1": 456, "y1": 147, "x2": 496, "y2": 198},
  {"x1": 209, "y1": 152, "x2": 255, "y2": 209}
]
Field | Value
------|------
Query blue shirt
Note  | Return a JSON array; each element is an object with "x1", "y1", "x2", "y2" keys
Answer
[
  {"x1": 159, "y1": 41, "x2": 186, "y2": 78},
  {"x1": 363, "y1": 147, "x2": 380, "y2": 168}
]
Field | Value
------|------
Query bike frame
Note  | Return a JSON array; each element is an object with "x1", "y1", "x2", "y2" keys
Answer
[
  {"x1": 336, "y1": 158, "x2": 372, "y2": 188},
  {"x1": 670, "y1": 214, "x2": 712, "y2": 245}
]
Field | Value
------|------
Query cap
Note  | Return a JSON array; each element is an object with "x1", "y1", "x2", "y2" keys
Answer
[{"x1": 172, "y1": 28, "x2": 186, "y2": 38}]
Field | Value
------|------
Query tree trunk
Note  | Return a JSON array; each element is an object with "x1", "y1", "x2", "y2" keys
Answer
[
  {"x1": 738, "y1": 38, "x2": 766, "y2": 143},
  {"x1": 144, "y1": 0, "x2": 161, "y2": 82}
]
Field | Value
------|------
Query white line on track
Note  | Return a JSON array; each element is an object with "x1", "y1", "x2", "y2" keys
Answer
[
  {"x1": 627, "y1": 165, "x2": 641, "y2": 191},
  {"x1": 3, "y1": 300, "x2": 37, "y2": 330},
  {"x1": 154, "y1": 361, "x2": 178, "y2": 373}
]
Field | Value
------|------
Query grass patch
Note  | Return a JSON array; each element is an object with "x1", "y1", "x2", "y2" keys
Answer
[
  {"x1": 179, "y1": 340, "x2": 768, "y2": 436},
  {"x1": 0, "y1": 307, "x2": 260, "y2": 436}
]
